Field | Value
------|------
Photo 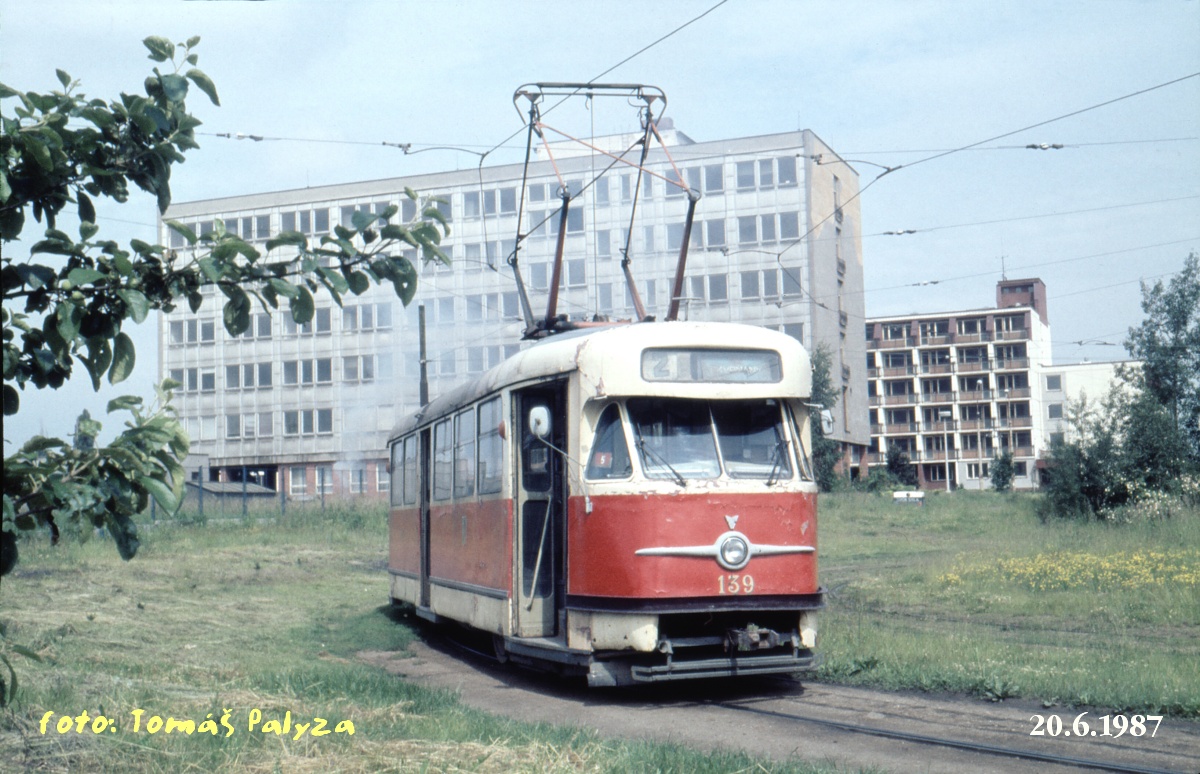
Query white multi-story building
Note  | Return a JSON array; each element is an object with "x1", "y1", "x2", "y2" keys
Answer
[
  {"x1": 1041, "y1": 360, "x2": 1139, "y2": 446},
  {"x1": 864, "y1": 279, "x2": 1053, "y2": 490},
  {"x1": 159, "y1": 128, "x2": 866, "y2": 498}
]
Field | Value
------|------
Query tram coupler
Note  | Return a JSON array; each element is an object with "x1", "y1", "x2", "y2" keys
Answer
[{"x1": 725, "y1": 625, "x2": 782, "y2": 652}]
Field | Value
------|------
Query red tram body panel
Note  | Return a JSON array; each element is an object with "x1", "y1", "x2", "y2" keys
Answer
[{"x1": 565, "y1": 492, "x2": 818, "y2": 599}]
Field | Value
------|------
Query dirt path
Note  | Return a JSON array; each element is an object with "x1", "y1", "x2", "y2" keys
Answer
[{"x1": 360, "y1": 638, "x2": 1200, "y2": 773}]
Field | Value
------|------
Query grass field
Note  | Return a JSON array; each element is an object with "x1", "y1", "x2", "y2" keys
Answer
[
  {"x1": 815, "y1": 491, "x2": 1200, "y2": 716},
  {"x1": 0, "y1": 507, "x2": 844, "y2": 773},
  {"x1": 2, "y1": 493, "x2": 1196, "y2": 771}
]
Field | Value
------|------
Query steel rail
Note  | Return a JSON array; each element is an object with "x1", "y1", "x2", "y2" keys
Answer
[{"x1": 718, "y1": 698, "x2": 1184, "y2": 774}]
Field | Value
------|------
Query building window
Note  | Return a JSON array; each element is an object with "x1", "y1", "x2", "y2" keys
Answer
[
  {"x1": 779, "y1": 211, "x2": 800, "y2": 240},
  {"x1": 735, "y1": 161, "x2": 755, "y2": 190},
  {"x1": 1046, "y1": 375, "x2": 1062, "y2": 391},
  {"x1": 317, "y1": 408, "x2": 333, "y2": 434},
  {"x1": 376, "y1": 461, "x2": 389, "y2": 493},
  {"x1": 316, "y1": 466, "x2": 333, "y2": 494},
  {"x1": 200, "y1": 370, "x2": 215, "y2": 392},
  {"x1": 258, "y1": 412, "x2": 272, "y2": 437},
  {"x1": 759, "y1": 214, "x2": 777, "y2": 243},
  {"x1": 290, "y1": 467, "x2": 307, "y2": 496},
  {"x1": 1048, "y1": 403, "x2": 1063, "y2": 419},
  {"x1": 226, "y1": 414, "x2": 240, "y2": 439},
  {"x1": 782, "y1": 266, "x2": 802, "y2": 297},
  {"x1": 347, "y1": 467, "x2": 367, "y2": 494},
  {"x1": 777, "y1": 156, "x2": 798, "y2": 187},
  {"x1": 708, "y1": 273, "x2": 728, "y2": 303},
  {"x1": 704, "y1": 164, "x2": 723, "y2": 193},
  {"x1": 705, "y1": 219, "x2": 725, "y2": 249},
  {"x1": 738, "y1": 216, "x2": 757, "y2": 245},
  {"x1": 225, "y1": 365, "x2": 240, "y2": 390},
  {"x1": 741, "y1": 270, "x2": 760, "y2": 299}
]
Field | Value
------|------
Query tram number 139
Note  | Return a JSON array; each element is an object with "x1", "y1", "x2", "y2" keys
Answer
[{"x1": 717, "y1": 574, "x2": 755, "y2": 594}]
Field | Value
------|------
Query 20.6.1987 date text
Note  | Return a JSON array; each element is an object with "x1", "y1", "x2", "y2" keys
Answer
[{"x1": 1030, "y1": 712, "x2": 1162, "y2": 738}]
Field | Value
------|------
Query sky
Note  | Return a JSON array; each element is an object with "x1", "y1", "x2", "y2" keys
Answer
[{"x1": 3, "y1": 0, "x2": 1199, "y2": 448}]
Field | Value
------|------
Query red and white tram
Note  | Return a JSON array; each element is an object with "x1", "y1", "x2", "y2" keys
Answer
[{"x1": 386, "y1": 321, "x2": 824, "y2": 686}]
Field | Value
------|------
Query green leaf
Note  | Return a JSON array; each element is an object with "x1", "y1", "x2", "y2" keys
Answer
[
  {"x1": 346, "y1": 270, "x2": 370, "y2": 296},
  {"x1": 222, "y1": 287, "x2": 251, "y2": 336},
  {"x1": 56, "y1": 69, "x2": 71, "y2": 88},
  {"x1": 77, "y1": 190, "x2": 96, "y2": 223},
  {"x1": 83, "y1": 338, "x2": 113, "y2": 390},
  {"x1": 143, "y1": 36, "x2": 175, "y2": 63},
  {"x1": 2, "y1": 385, "x2": 18, "y2": 416},
  {"x1": 107, "y1": 395, "x2": 144, "y2": 413},
  {"x1": 351, "y1": 209, "x2": 378, "y2": 231},
  {"x1": 266, "y1": 231, "x2": 307, "y2": 252},
  {"x1": 390, "y1": 256, "x2": 418, "y2": 306},
  {"x1": 117, "y1": 289, "x2": 151, "y2": 323},
  {"x1": 108, "y1": 332, "x2": 136, "y2": 385},
  {"x1": 186, "y1": 35, "x2": 201, "y2": 48},
  {"x1": 185, "y1": 68, "x2": 219, "y2": 106},
  {"x1": 165, "y1": 220, "x2": 197, "y2": 246},
  {"x1": 268, "y1": 278, "x2": 298, "y2": 299},
  {"x1": 107, "y1": 512, "x2": 141, "y2": 561},
  {"x1": 137, "y1": 475, "x2": 179, "y2": 513},
  {"x1": 56, "y1": 300, "x2": 82, "y2": 342},
  {"x1": 290, "y1": 286, "x2": 314, "y2": 325},
  {"x1": 19, "y1": 436, "x2": 67, "y2": 454},
  {"x1": 159, "y1": 73, "x2": 189, "y2": 103},
  {"x1": 67, "y1": 267, "x2": 105, "y2": 286},
  {"x1": 187, "y1": 292, "x2": 203, "y2": 313}
]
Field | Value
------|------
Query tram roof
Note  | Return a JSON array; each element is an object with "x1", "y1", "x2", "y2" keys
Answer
[{"x1": 388, "y1": 321, "x2": 811, "y2": 440}]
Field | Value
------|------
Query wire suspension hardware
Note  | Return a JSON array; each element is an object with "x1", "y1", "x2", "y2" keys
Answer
[{"x1": 509, "y1": 83, "x2": 699, "y2": 339}]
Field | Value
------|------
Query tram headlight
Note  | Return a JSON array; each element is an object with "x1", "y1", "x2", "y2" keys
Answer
[{"x1": 718, "y1": 535, "x2": 749, "y2": 570}]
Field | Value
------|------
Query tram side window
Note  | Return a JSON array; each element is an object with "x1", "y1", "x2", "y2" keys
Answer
[
  {"x1": 586, "y1": 404, "x2": 632, "y2": 480},
  {"x1": 432, "y1": 419, "x2": 453, "y2": 501},
  {"x1": 389, "y1": 441, "x2": 404, "y2": 507},
  {"x1": 478, "y1": 397, "x2": 503, "y2": 494},
  {"x1": 402, "y1": 435, "x2": 418, "y2": 505},
  {"x1": 454, "y1": 409, "x2": 476, "y2": 498}
]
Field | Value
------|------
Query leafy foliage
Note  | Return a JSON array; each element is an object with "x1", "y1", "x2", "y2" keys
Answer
[
  {"x1": 1040, "y1": 256, "x2": 1199, "y2": 519},
  {"x1": 990, "y1": 451, "x2": 1014, "y2": 493},
  {"x1": 1, "y1": 37, "x2": 449, "y2": 576},
  {"x1": 884, "y1": 445, "x2": 919, "y2": 487},
  {"x1": 809, "y1": 345, "x2": 842, "y2": 492},
  {"x1": 1123, "y1": 251, "x2": 1200, "y2": 464}
]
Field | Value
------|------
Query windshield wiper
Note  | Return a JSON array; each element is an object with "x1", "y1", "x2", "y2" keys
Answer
[
  {"x1": 766, "y1": 438, "x2": 790, "y2": 487},
  {"x1": 637, "y1": 437, "x2": 687, "y2": 488}
]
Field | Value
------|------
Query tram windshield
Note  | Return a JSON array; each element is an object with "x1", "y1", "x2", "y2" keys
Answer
[{"x1": 625, "y1": 398, "x2": 804, "y2": 483}]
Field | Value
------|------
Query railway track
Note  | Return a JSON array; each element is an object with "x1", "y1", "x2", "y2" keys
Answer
[
  {"x1": 719, "y1": 695, "x2": 1188, "y2": 774},
  {"x1": 402, "y1": 630, "x2": 1200, "y2": 774}
]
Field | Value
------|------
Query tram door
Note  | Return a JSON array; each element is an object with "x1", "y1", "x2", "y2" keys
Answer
[
  {"x1": 419, "y1": 427, "x2": 432, "y2": 608},
  {"x1": 514, "y1": 385, "x2": 566, "y2": 637}
]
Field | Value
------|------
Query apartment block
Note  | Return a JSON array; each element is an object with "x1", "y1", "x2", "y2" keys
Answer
[
  {"x1": 864, "y1": 279, "x2": 1052, "y2": 490},
  {"x1": 159, "y1": 129, "x2": 866, "y2": 497}
]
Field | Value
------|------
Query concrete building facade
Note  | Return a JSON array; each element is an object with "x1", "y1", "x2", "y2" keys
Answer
[
  {"x1": 159, "y1": 129, "x2": 867, "y2": 497},
  {"x1": 864, "y1": 279, "x2": 1053, "y2": 490}
]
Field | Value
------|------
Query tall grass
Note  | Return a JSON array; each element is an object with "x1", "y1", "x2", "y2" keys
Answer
[{"x1": 816, "y1": 491, "x2": 1200, "y2": 715}]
